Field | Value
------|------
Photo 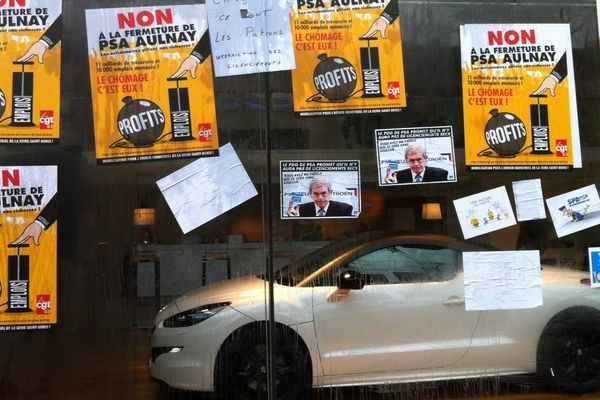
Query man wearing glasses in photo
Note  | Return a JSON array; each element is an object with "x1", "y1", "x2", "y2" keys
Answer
[
  {"x1": 385, "y1": 144, "x2": 448, "y2": 184},
  {"x1": 287, "y1": 177, "x2": 353, "y2": 217}
]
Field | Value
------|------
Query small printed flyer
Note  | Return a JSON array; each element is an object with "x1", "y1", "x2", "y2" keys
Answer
[
  {"x1": 280, "y1": 160, "x2": 361, "y2": 219},
  {"x1": 453, "y1": 186, "x2": 517, "y2": 240},
  {"x1": 546, "y1": 184, "x2": 600, "y2": 238},
  {"x1": 588, "y1": 247, "x2": 600, "y2": 288},
  {"x1": 375, "y1": 126, "x2": 456, "y2": 186}
]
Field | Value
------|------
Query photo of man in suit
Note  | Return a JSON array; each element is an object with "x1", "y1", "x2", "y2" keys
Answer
[
  {"x1": 287, "y1": 177, "x2": 353, "y2": 217},
  {"x1": 385, "y1": 144, "x2": 448, "y2": 184}
]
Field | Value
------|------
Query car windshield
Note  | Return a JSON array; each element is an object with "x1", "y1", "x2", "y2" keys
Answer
[
  {"x1": 273, "y1": 232, "x2": 387, "y2": 286},
  {"x1": 269, "y1": 232, "x2": 495, "y2": 286}
]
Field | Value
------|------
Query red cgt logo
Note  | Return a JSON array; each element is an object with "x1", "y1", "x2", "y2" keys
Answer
[
  {"x1": 387, "y1": 82, "x2": 401, "y2": 99},
  {"x1": 198, "y1": 123, "x2": 212, "y2": 142},
  {"x1": 555, "y1": 139, "x2": 568, "y2": 157},
  {"x1": 39, "y1": 111, "x2": 54, "y2": 129},
  {"x1": 36, "y1": 295, "x2": 51, "y2": 315}
]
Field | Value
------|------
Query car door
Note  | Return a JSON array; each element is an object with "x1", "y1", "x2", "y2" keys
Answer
[{"x1": 311, "y1": 243, "x2": 481, "y2": 377}]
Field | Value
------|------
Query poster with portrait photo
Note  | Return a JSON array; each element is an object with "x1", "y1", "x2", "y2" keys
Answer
[
  {"x1": 280, "y1": 160, "x2": 361, "y2": 219},
  {"x1": 453, "y1": 186, "x2": 517, "y2": 240},
  {"x1": 546, "y1": 185, "x2": 600, "y2": 238},
  {"x1": 375, "y1": 126, "x2": 456, "y2": 186}
]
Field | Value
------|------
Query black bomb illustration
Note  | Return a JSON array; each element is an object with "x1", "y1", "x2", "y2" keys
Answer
[
  {"x1": 312, "y1": 53, "x2": 358, "y2": 102},
  {"x1": 484, "y1": 109, "x2": 527, "y2": 157},
  {"x1": 0, "y1": 87, "x2": 6, "y2": 120},
  {"x1": 308, "y1": 35, "x2": 385, "y2": 104},
  {"x1": 4, "y1": 244, "x2": 33, "y2": 313},
  {"x1": 117, "y1": 96, "x2": 166, "y2": 147}
]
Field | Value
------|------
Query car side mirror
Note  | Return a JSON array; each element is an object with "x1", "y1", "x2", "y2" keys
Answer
[{"x1": 337, "y1": 270, "x2": 367, "y2": 290}]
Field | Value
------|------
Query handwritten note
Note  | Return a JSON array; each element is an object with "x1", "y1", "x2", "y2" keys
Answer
[{"x1": 206, "y1": 0, "x2": 295, "y2": 77}]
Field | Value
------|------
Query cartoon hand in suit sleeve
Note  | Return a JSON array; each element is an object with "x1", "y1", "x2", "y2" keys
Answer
[
  {"x1": 170, "y1": 56, "x2": 199, "y2": 79},
  {"x1": 384, "y1": 166, "x2": 397, "y2": 184},
  {"x1": 361, "y1": 17, "x2": 390, "y2": 39},
  {"x1": 531, "y1": 76, "x2": 558, "y2": 97},
  {"x1": 11, "y1": 222, "x2": 44, "y2": 246},
  {"x1": 286, "y1": 199, "x2": 299, "y2": 217},
  {"x1": 16, "y1": 41, "x2": 48, "y2": 64},
  {"x1": 531, "y1": 53, "x2": 566, "y2": 97}
]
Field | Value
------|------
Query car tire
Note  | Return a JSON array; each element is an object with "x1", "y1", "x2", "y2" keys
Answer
[
  {"x1": 537, "y1": 306, "x2": 600, "y2": 393},
  {"x1": 215, "y1": 323, "x2": 310, "y2": 400}
]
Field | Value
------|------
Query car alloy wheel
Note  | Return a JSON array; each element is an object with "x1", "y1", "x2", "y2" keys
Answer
[
  {"x1": 216, "y1": 323, "x2": 309, "y2": 400},
  {"x1": 552, "y1": 323, "x2": 600, "y2": 390},
  {"x1": 538, "y1": 307, "x2": 600, "y2": 393}
]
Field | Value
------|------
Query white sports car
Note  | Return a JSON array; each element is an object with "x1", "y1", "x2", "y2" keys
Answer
[{"x1": 149, "y1": 234, "x2": 600, "y2": 399}]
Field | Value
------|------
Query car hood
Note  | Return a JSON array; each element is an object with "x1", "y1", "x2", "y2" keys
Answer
[
  {"x1": 541, "y1": 266, "x2": 589, "y2": 285},
  {"x1": 155, "y1": 275, "x2": 271, "y2": 324}
]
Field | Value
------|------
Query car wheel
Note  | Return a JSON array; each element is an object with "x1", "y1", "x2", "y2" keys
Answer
[
  {"x1": 216, "y1": 323, "x2": 310, "y2": 400},
  {"x1": 538, "y1": 307, "x2": 600, "y2": 393}
]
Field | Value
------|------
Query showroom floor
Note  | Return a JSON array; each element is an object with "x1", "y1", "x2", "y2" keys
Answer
[{"x1": 0, "y1": 301, "x2": 598, "y2": 400}]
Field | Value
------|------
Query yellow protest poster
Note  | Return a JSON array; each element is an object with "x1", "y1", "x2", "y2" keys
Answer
[
  {"x1": 461, "y1": 24, "x2": 581, "y2": 170},
  {"x1": 0, "y1": 166, "x2": 57, "y2": 330},
  {"x1": 291, "y1": 0, "x2": 406, "y2": 116},
  {"x1": 85, "y1": 5, "x2": 219, "y2": 164},
  {"x1": 0, "y1": 0, "x2": 61, "y2": 144}
]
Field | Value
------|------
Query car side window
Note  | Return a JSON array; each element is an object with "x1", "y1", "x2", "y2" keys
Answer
[{"x1": 341, "y1": 245, "x2": 458, "y2": 285}]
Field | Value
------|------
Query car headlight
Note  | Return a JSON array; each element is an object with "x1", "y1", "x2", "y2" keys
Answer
[{"x1": 163, "y1": 302, "x2": 231, "y2": 328}]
